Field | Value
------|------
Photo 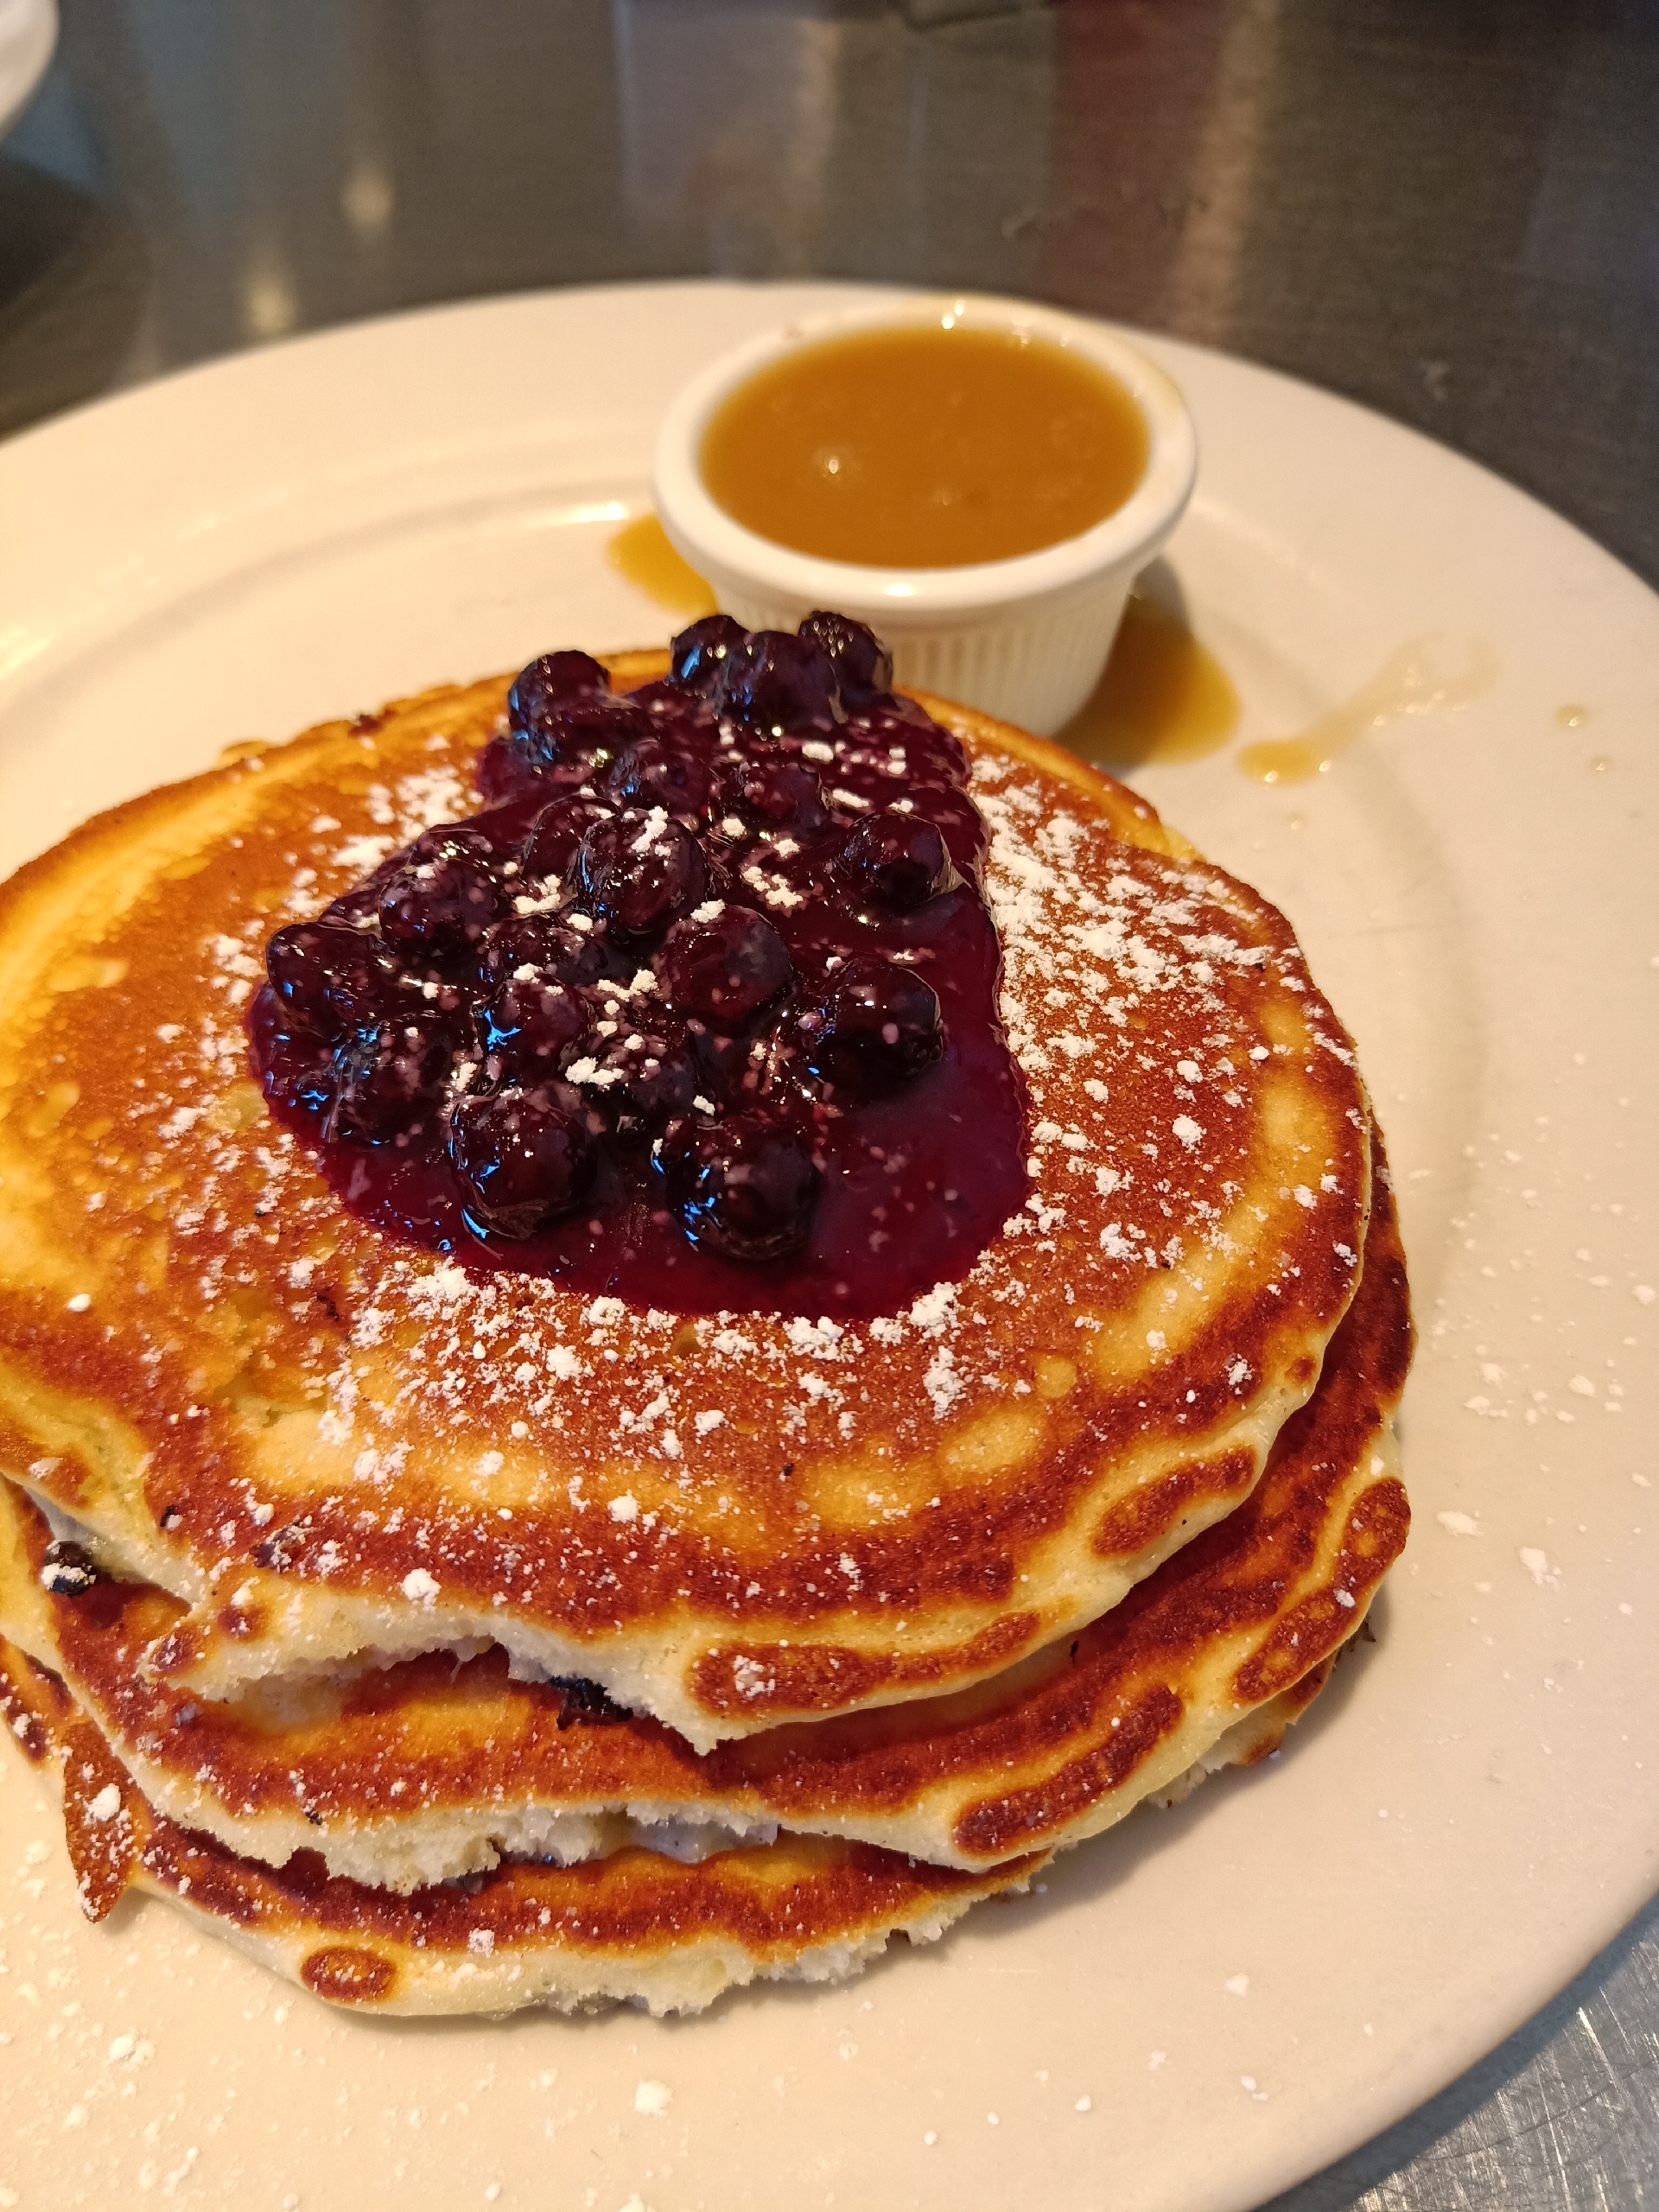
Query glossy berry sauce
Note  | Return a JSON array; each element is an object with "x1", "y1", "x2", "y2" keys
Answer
[{"x1": 247, "y1": 613, "x2": 1027, "y2": 1319}]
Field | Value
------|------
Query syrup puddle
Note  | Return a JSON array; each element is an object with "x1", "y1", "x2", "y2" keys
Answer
[
  {"x1": 1056, "y1": 594, "x2": 1241, "y2": 768},
  {"x1": 607, "y1": 512, "x2": 717, "y2": 617},
  {"x1": 1238, "y1": 636, "x2": 1497, "y2": 785}
]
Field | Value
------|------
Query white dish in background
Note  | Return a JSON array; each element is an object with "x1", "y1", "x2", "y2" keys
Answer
[
  {"x1": 652, "y1": 290, "x2": 1196, "y2": 734},
  {"x1": 0, "y1": 0, "x2": 54, "y2": 138},
  {"x1": 0, "y1": 280, "x2": 1656, "y2": 2212}
]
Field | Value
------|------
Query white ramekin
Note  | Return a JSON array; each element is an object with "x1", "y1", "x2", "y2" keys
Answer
[{"x1": 652, "y1": 293, "x2": 1197, "y2": 738}]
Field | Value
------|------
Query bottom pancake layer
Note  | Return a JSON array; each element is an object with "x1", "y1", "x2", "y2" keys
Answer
[
  {"x1": 0, "y1": 1630, "x2": 1336, "y2": 2019},
  {"x1": 0, "y1": 1637, "x2": 1043, "y2": 2018}
]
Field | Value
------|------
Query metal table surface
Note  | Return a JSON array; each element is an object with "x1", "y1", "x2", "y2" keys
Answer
[{"x1": 3, "y1": 4, "x2": 1658, "y2": 2206}]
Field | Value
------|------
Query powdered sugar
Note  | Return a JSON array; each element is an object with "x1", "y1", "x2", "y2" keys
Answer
[
  {"x1": 47, "y1": 718, "x2": 1368, "y2": 1707},
  {"x1": 132, "y1": 741, "x2": 1351, "y2": 1484}
]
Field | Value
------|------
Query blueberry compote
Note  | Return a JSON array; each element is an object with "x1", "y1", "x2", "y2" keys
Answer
[{"x1": 248, "y1": 614, "x2": 1027, "y2": 1319}]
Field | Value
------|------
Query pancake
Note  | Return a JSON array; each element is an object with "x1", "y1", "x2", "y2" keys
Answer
[
  {"x1": 0, "y1": 650, "x2": 1371, "y2": 1749},
  {"x1": 0, "y1": 1638, "x2": 1045, "y2": 2018},
  {"x1": 0, "y1": 1615, "x2": 1344, "y2": 2024},
  {"x1": 0, "y1": 1159, "x2": 1408, "y2": 1891}
]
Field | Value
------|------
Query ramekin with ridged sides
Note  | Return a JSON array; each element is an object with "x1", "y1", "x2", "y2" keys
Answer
[{"x1": 652, "y1": 294, "x2": 1197, "y2": 738}]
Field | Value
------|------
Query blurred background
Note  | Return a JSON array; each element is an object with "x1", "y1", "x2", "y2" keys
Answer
[
  {"x1": 4, "y1": 0, "x2": 1659, "y2": 586},
  {"x1": 5, "y1": 4, "x2": 1659, "y2": 2206}
]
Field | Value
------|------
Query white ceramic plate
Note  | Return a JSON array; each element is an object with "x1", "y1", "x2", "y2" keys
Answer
[
  {"x1": 1, "y1": 282, "x2": 1656, "y2": 2212},
  {"x1": 0, "y1": 0, "x2": 54, "y2": 139}
]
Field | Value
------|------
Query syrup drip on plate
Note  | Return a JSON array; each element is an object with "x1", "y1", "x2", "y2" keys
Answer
[
  {"x1": 1057, "y1": 593, "x2": 1240, "y2": 769},
  {"x1": 1239, "y1": 636, "x2": 1497, "y2": 785},
  {"x1": 607, "y1": 513, "x2": 716, "y2": 618}
]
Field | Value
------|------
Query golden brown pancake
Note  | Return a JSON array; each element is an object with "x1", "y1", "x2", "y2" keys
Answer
[
  {"x1": 0, "y1": 1637, "x2": 1046, "y2": 2018},
  {"x1": 0, "y1": 657, "x2": 1371, "y2": 1746},
  {"x1": 0, "y1": 1160, "x2": 1408, "y2": 1891}
]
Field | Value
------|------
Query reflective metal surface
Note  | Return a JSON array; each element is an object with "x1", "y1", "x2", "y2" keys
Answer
[{"x1": 3, "y1": 4, "x2": 1659, "y2": 2203}]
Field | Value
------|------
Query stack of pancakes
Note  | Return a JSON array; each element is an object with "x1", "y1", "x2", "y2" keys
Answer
[{"x1": 0, "y1": 654, "x2": 1410, "y2": 2017}]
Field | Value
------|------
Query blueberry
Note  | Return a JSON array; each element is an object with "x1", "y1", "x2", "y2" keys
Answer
[
  {"x1": 657, "y1": 906, "x2": 792, "y2": 1027},
  {"x1": 837, "y1": 809, "x2": 958, "y2": 910},
  {"x1": 408, "y1": 817, "x2": 515, "y2": 869},
  {"x1": 607, "y1": 1029, "x2": 704, "y2": 1136},
  {"x1": 803, "y1": 956, "x2": 944, "y2": 1093},
  {"x1": 477, "y1": 913, "x2": 613, "y2": 993},
  {"x1": 669, "y1": 613, "x2": 747, "y2": 694},
  {"x1": 865, "y1": 701, "x2": 970, "y2": 784},
  {"x1": 720, "y1": 755, "x2": 827, "y2": 835},
  {"x1": 37, "y1": 1538, "x2": 104, "y2": 1598},
  {"x1": 378, "y1": 831, "x2": 506, "y2": 959},
  {"x1": 716, "y1": 632, "x2": 842, "y2": 734},
  {"x1": 266, "y1": 919, "x2": 403, "y2": 1040},
  {"x1": 254, "y1": 1000, "x2": 338, "y2": 1118},
  {"x1": 798, "y1": 613, "x2": 893, "y2": 706},
  {"x1": 657, "y1": 1113, "x2": 820, "y2": 1262},
  {"x1": 577, "y1": 813, "x2": 708, "y2": 938},
  {"x1": 690, "y1": 1025, "x2": 750, "y2": 1103},
  {"x1": 320, "y1": 878, "x2": 394, "y2": 931},
  {"x1": 516, "y1": 694, "x2": 652, "y2": 781},
  {"x1": 518, "y1": 796, "x2": 613, "y2": 887},
  {"x1": 479, "y1": 976, "x2": 588, "y2": 1079},
  {"x1": 327, "y1": 1019, "x2": 456, "y2": 1145},
  {"x1": 604, "y1": 735, "x2": 715, "y2": 819},
  {"x1": 508, "y1": 651, "x2": 610, "y2": 734},
  {"x1": 475, "y1": 731, "x2": 575, "y2": 807},
  {"x1": 448, "y1": 1085, "x2": 596, "y2": 1239},
  {"x1": 479, "y1": 693, "x2": 651, "y2": 804},
  {"x1": 552, "y1": 693, "x2": 652, "y2": 757},
  {"x1": 625, "y1": 678, "x2": 717, "y2": 734}
]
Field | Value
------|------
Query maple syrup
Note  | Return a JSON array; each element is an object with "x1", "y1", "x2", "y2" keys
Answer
[
  {"x1": 1057, "y1": 594, "x2": 1240, "y2": 768},
  {"x1": 700, "y1": 326, "x2": 1150, "y2": 569},
  {"x1": 607, "y1": 513, "x2": 716, "y2": 617},
  {"x1": 1239, "y1": 639, "x2": 1496, "y2": 785}
]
